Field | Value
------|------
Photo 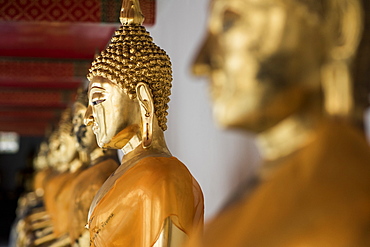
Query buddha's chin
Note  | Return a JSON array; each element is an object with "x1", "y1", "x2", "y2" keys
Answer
[
  {"x1": 213, "y1": 101, "x2": 242, "y2": 129},
  {"x1": 212, "y1": 101, "x2": 260, "y2": 132},
  {"x1": 98, "y1": 141, "x2": 105, "y2": 149},
  {"x1": 95, "y1": 134, "x2": 107, "y2": 149}
]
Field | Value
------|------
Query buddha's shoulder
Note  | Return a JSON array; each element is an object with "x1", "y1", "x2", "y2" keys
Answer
[
  {"x1": 77, "y1": 160, "x2": 117, "y2": 179},
  {"x1": 94, "y1": 158, "x2": 119, "y2": 170},
  {"x1": 116, "y1": 156, "x2": 194, "y2": 187},
  {"x1": 132, "y1": 156, "x2": 190, "y2": 174}
]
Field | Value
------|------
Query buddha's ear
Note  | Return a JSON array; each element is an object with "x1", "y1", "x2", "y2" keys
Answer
[
  {"x1": 321, "y1": 0, "x2": 363, "y2": 118},
  {"x1": 327, "y1": 0, "x2": 363, "y2": 61},
  {"x1": 136, "y1": 83, "x2": 154, "y2": 148}
]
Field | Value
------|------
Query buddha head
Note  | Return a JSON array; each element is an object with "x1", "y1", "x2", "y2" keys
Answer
[
  {"x1": 193, "y1": 0, "x2": 363, "y2": 133},
  {"x1": 73, "y1": 88, "x2": 98, "y2": 153},
  {"x1": 84, "y1": 0, "x2": 172, "y2": 149},
  {"x1": 34, "y1": 141, "x2": 49, "y2": 171},
  {"x1": 47, "y1": 130, "x2": 61, "y2": 168},
  {"x1": 58, "y1": 108, "x2": 78, "y2": 164}
]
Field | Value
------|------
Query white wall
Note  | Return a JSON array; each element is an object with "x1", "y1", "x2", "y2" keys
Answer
[
  {"x1": 365, "y1": 105, "x2": 370, "y2": 143},
  {"x1": 146, "y1": 0, "x2": 261, "y2": 219}
]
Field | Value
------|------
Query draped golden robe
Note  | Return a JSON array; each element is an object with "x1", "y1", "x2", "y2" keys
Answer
[
  {"x1": 68, "y1": 158, "x2": 118, "y2": 243},
  {"x1": 43, "y1": 171, "x2": 71, "y2": 231},
  {"x1": 33, "y1": 168, "x2": 53, "y2": 194},
  {"x1": 188, "y1": 122, "x2": 370, "y2": 247},
  {"x1": 88, "y1": 156, "x2": 204, "y2": 247},
  {"x1": 53, "y1": 168, "x2": 84, "y2": 237}
]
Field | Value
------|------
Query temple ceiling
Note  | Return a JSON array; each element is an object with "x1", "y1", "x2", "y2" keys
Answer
[{"x1": 0, "y1": 0, "x2": 155, "y2": 136}]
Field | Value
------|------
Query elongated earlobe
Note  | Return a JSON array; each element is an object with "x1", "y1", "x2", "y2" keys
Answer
[
  {"x1": 321, "y1": 62, "x2": 353, "y2": 118},
  {"x1": 321, "y1": 0, "x2": 362, "y2": 119},
  {"x1": 136, "y1": 83, "x2": 154, "y2": 148}
]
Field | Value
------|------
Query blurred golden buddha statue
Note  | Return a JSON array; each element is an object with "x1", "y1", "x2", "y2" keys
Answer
[
  {"x1": 68, "y1": 89, "x2": 119, "y2": 247},
  {"x1": 25, "y1": 131, "x2": 62, "y2": 247},
  {"x1": 12, "y1": 143, "x2": 52, "y2": 247},
  {"x1": 40, "y1": 108, "x2": 84, "y2": 246},
  {"x1": 189, "y1": 0, "x2": 370, "y2": 246},
  {"x1": 33, "y1": 141, "x2": 51, "y2": 198},
  {"x1": 83, "y1": 0, "x2": 204, "y2": 246},
  {"x1": 27, "y1": 141, "x2": 52, "y2": 224}
]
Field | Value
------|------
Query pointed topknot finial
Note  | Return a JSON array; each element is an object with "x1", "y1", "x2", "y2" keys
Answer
[{"x1": 120, "y1": 0, "x2": 145, "y2": 25}]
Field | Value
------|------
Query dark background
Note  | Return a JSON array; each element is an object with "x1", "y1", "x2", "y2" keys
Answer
[{"x1": 0, "y1": 136, "x2": 42, "y2": 245}]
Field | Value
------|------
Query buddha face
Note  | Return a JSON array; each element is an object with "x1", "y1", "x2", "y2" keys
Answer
[
  {"x1": 47, "y1": 133, "x2": 61, "y2": 167},
  {"x1": 193, "y1": 0, "x2": 324, "y2": 132},
  {"x1": 84, "y1": 76, "x2": 140, "y2": 149},
  {"x1": 35, "y1": 142, "x2": 49, "y2": 169},
  {"x1": 73, "y1": 102, "x2": 97, "y2": 152},
  {"x1": 59, "y1": 129, "x2": 77, "y2": 164}
]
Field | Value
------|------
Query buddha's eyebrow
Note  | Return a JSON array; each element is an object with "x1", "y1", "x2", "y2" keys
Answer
[{"x1": 89, "y1": 86, "x2": 106, "y2": 96}]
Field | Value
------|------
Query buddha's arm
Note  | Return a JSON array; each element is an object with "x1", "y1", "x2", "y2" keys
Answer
[{"x1": 153, "y1": 217, "x2": 188, "y2": 247}]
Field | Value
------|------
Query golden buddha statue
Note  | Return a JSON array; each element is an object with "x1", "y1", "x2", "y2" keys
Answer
[
  {"x1": 11, "y1": 144, "x2": 52, "y2": 247},
  {"x1": 19, "y1": 134, "x2": 62, "y2": 247},
  {"x1": 27, "y1": 141, "x2": 52, "y2": 225},
  {"x1": 188, "y1": 0, "x2": 370, "y2": 246},
  {"x1": 41, "y1": 108, "x2": 85, "y2": 246},
  {"x1": 68, "y1": 89, "x2": 119, "y2": 246},
  {"x1": 33, "y1": 141, "x2": 53, "y2": 198},
  {"x1": 83, "y1": 0, "x2": 204, "y2": 246},
  {"x1": 40, "y1": 130, "x2": 65, "y2": 227}
]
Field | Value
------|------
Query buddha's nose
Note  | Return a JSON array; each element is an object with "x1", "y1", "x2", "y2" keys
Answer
[
  {"x1": 192, "y1": 32, "x2": 213, "y2": 77},
  {"x1": 84, "y1": 105, "x2": 94, "y2": 126}
]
